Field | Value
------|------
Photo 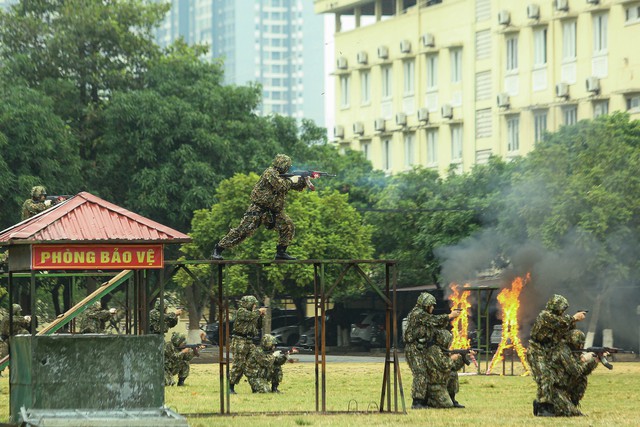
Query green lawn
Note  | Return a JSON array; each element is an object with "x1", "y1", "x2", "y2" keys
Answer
[{"x1": 2, "y1": 359, "x2": 639, "y2": 426}]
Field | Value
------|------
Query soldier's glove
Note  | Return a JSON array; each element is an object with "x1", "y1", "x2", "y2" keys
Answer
[
  {"x1": 273, "y1": 350, "x2": 283, "y2": 357},
  {"x1": 44, "y1": 200, "x2": 52, "y2": 207},
  {"x1": 581, "y1": 352, "x2": 595, "y2": 363},
  {"x1": 289, "y1": 175, "x2": 300, "y2": 183},
  {"x1": 24, "y1": 315, "x2": 31, "y2": 322},
  {"x1": 109, "y1": 308, "x2": 117, "y2": 314}
]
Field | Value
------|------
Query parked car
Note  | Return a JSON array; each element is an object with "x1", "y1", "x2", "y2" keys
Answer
[
  {"x1": 269, "y1": 315, "x2": 304, "y2": 346},
  {"x1": 203, "y1": 312, "x2": 298, "y2": 345},
  {"x1": 350, "y1": 312, "x2": 386, "y2": 348},
  {"x1": 202, "y1": 319, "x2": 235, "y2": 345},
  {"x1": 295, "y1": 316, "x2": 337, "y2": 350}
]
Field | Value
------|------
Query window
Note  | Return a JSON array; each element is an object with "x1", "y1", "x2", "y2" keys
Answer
[
  {"x1": 340, "y1": 75, "x2": 350, "y2": 108},
  {"x1": 403, "y1": 60, "x2": 415, "y2": 96},
  {"x1": 381, "y1": 65, "x2": 392, "y2": 99},
  {"x1": 626, "y1": 5, "x2": 640, "y2": 23},
  {"x1": 627, "y1": 95, "x2": 640, "y2": 111},
  {"x1": 506, "y1": 35, "x2": 518, "y2": 72},
  {"x1": 426, "y1": 55, "x2": 438, "y2": 90},
  {"x1": 427, "y1": 129, "x2": 438, "y2": 165},
  {"x1": 593, "y1": 13, "x2": 608, "y2": 55},
  {"x1": 507, "y1": 116, "x2": 519, "y2": 152},
  {"x1": 534, "y1": 111, "x2": 547, "y2": 143},
  {"x1": 533, "y1": 28, "x2": 547, "y2": 66},
  {"x1": 361, "y1": 140, "x2": 371, "y2": 161},
  {"x1": 451, "y1": 125, "x2": 463, "y2": 162},
  {"x1": 404, "y1": 133, "x2": 415, "y2": 169},
  {"x1": 563, "y1": 106, "x2": 577, "y2": 126},
  {"x1": 382, "y1": 139, "x2": 392, "y2": 170},
  {"x1": 450, "y1": 48, "x2": 462, "y2": 83},
  {"x1": 562, "y1": 21, "x2": 576, "y2": 61},
  {"x1": 360, "y1": 70, "x2": 370, "y2": 105},
  {"x1": 593, "y1": 100, "x2": 608, "y2": 117}
]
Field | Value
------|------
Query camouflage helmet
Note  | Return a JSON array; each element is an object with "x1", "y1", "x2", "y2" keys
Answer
[
  {"x1": 31, "y1": 186, "x2": 47, "y2": 199},
  {"x1": 545, "y1": 294, "x2": 569, "y2": 315},
  {"x1": 12, "y1": 304, "x2": 22, "y2": 315},
  {"x1": 154, "y1": 299, "x2": 162, "y2": 310},
  {"x1": 92, "y1": 301, "x2": 102, "y2": 310},
  {"x1": 568, "y1": 329, "x2": 586, "y2": 350},
  {"x1": 239, "y1": 295, "x2": 259, "y2": 310},
  {"x1": 272, "y1": 154, "x2": 292, "y2": 173},
  {"x1": 171, "y1": 332, "x2": 186, "y2": 347},
  {"x1": 434, "y1": 328, "x2": 453, "y2": 349},
  {"x1": 417, "y1": 292, "x2": 436, "y2": 309},
  {"x1": 261, "y1": 334, "x2": 278, "y2": 350}
]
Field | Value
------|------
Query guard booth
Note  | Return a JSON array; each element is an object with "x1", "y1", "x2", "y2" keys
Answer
[{"x1": 0, "y1": 192, "x2": 191, "y2": 426}]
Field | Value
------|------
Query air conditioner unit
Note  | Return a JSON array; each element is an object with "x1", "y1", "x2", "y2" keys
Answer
[
  {"x1": 586, "y1": 0, "x2": 599, "y2": 4},
  {"x1": 556, "y1": 82, "x2": 570, "y2": 98},
  {"x1": 441, "y1": 104, "x2": 453, "y2": 119},
  {"x1": 586, "y1": 76, "x2": 600, "y2": 94},
  {"x1": 555, "y1": 0, "x2": 569, "y2": 12},
  {"x1": 497, "y1": 92, "x2": 510, "y2": 108},
  {"x1": 417, "y1": 108, "x2": 430, "y2": 122},
  {"x1": 377, "y1": 45, "x2": 389, "y2": 59},
  {"x1": 396, "y1": 112, "x2": 407, "y2": 126},
  {"x1": 334, "y1": 125, "x2": 344, "y2": 138},
  {"x1": 336, "y1": 56, "x2": 348, "y2": 70},
  {"x1": 400, "y1": 40, "x2": 412, "y2": 54},
  {"x1": 357, "y1": 51, "x2": 368, "y2": 65},
  {"x1": 421, "y1": 33, "x2": 435, "y2": 48},
  {"x1": 498, "y1": 10, "x2": 511, "y2": 26},
  {"x1": 353, "y1": 122, "x2": 364, "y2": 135},
  {"x1": 527, "y1": 4, "x2": 540, "y2": 19},
  {"x1": 374, "y1": 118, "x2": 386, "y2": 132}
]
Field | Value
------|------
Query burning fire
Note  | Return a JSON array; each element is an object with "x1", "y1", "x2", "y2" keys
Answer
[
  {"x1": 487, "y1": 274, "x2": 531, "y2": 375},
  {"x1": 448, "y1": 283, "x2": 472, "y2": 349}
]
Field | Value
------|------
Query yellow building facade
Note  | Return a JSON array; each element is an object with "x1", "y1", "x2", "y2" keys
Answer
[{"x1": 315, "y1": 0, "x2": 640, "y2": 175}]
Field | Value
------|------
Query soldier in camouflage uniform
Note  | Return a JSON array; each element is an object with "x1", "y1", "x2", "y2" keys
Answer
[
  {"x1": 403, "y1": 292, "x2": 461, "y2": 409},
  {"x1": 211, "y1": 154, "x2": 311, "y2": 261},
  {"x1": 527, "y1": 294, "x2": 586, "y2": 416},
  {"x1": 228, "y1": 295, "x2": 265, "y2": 394},
  {"x1": 423, "y1": 329, "x2": 465, "y2": 408},
  {"x1": 149, "y1": 299, "x2": 182, "y2": 335},
  {"x1": 164, "y1": 332, "x2": 196, "y2": 386},
  {"x1": 21, "y1": 186, "x2": 53, "y2": 220},
  {"x1": 78, "y1": 302, "x2": 120, "y2": 334},
  {"x1": 0, "y1": 304, "x2": 32, "y2": 359},
  {"x1": 246, "y1": 334, "x2": 296, "y2": 393},
  {"x1": 547, "y1": 329, "x2": 599, "y2": 416}
]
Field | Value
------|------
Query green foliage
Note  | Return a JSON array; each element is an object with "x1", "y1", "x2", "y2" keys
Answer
[
  {"x1": 496, "y1": 112, "x2": 640, "y2": 288},
  {"x1": 182, "y1": 173, "x2": 375, "y2": 300},
  {"x1": 0, "y1": 83, "x2": 82, "y2": 225}
]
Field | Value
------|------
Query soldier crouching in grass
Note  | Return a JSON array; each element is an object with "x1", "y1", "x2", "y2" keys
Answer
[
  {"x1": 246, "y1": 334, "x2": 297, "y2": 393},
  {"x1": 403, "y1": 292, "x2": 461, "y2": 409},
  {"x1": 164, "y1": 332, "x2": 197, "y2": 386},
  {"x1": 229, "y1": 295, "x2": 265, "y2": 394}
]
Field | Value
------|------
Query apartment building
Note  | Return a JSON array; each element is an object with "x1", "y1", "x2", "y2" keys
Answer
[
  {"x1": 315, "y1": 0, "x2": 640, "y2": 175},
  {"x1": 154, "y1": 0, "x2": 325, "y2": 125}
]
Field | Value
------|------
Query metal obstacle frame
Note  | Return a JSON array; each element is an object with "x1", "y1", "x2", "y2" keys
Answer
[{"x1": 163, "y1": 258, "x2": 406, "y2": 415}]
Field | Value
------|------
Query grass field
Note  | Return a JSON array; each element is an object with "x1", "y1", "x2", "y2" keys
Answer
[{"x1": 2, "y1": 358, "x2": 639, "y2": 426}]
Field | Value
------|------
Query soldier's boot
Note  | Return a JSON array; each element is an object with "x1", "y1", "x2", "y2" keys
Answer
[
  {"x1": 536, "y1": 402, "x2": 555, "y2": 417},
  {"x1": 177, "y1": 377, "x2": 186, "y2": 386},
  {"x1": 533, "y1": 400, "x2": 539, "y2": 416},
  {"x1": 275, "y1": 245, "x2": 296, "y2": 260},
  {"x1": 229, "y1": 383, "x2": 237, "y2": 395},
  {"x1": 271, "y1": 383, "x2": 281, "y2": 393},
  {"x1": 450, "y1": 393, "x2": 465, "y2": 408},
  {"x1": 210, "y1": 245, "x2": 224, "y2": 260},
  {"x1": 411, "y1": 399, "x2": 428, "y2": 409}
]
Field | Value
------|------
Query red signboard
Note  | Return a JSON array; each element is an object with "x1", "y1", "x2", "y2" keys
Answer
[{"x1": 32, "y1": 245, "x2": 164, "y2": 270}]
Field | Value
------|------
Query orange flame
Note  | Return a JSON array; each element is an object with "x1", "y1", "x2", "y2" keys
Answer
[
  {"x1": 487, "y1": 274, "x2": 531, "y2": 375},
  {"x1": 448, "y1": 283, "x2": 472, "y2": 349}
]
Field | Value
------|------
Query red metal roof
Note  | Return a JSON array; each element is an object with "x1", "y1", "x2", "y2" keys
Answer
[{"x1": 0, "y1": 192, "x2": 191, "y2": 245}]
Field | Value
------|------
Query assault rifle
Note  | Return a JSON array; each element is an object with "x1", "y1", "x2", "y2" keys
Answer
[
  {"x1": 445, "y1": 348, "x2": 480, "y2": 367},
  {"x1": 279, "y1": 170, "x2": 336, "y2": 191},
  {"x1": 573, "y1": 346, "x2": 627, "y2": 370},
  {"x1": 275, "y1": 345, "x2": 300, "y2": 363},
  {"x1": 45, "y1": 195, "x2": 73, "y2": 205},
  {"x1": 178, "y1": 342, "x2": 213, "y2": 357}
]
